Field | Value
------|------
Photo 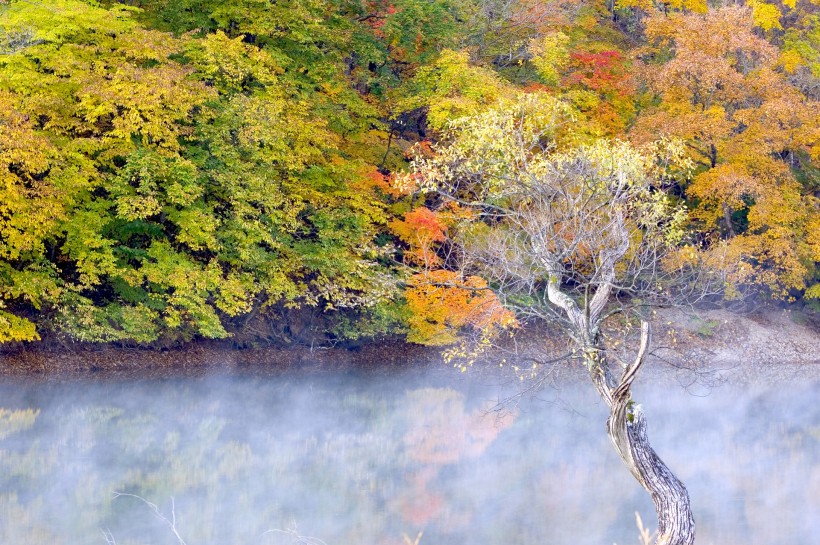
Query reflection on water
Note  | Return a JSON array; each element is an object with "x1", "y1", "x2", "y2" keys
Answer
[{"x1": 0, "y1": 369, "x2": 817, "y2": 545}]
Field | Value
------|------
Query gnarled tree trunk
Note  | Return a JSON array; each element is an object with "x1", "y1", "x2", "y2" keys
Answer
[
  {"x1": 591, "y1": 322, "x2": 695, "y2": 545},
  {"x1": 618, "y1": 405, "x2": 695, "y2": 545}
]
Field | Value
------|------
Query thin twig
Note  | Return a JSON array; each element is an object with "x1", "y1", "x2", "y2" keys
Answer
[{"x1": 112, "y1": 493, "x2": 187, "y2": 545}]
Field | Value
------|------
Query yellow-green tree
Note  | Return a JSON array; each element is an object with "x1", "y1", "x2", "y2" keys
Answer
[{"x1": 0, "y1": 0, "x2": 399, "y2": 344}]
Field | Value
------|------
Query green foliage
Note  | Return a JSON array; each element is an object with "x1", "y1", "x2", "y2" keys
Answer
[
  {"x1": 0, "y1": 0, "x2": 400, "y2": 344},
  {"x1": 782, "y1": 12, "x2": 820, "y2": 80},
  {"x1": 329, "y1": 300, "x2": 410, "y2": 342}
]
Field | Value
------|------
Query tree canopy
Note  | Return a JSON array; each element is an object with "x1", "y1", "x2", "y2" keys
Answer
[{"x1": 0, "y1": 0, "x2": 817, "y2": 346}]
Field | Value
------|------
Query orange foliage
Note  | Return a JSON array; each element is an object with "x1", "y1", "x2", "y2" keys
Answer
[
  {"x1": 389, "y1": 207, "x2": 448, "y2": 266},
  {"x1": 521, "y1": 82, "x2": 553, "y2": 94},
  {"x1": 404, "y1": 270, "x2": 516, "y2": 345},
  {"x1": 564, "y1": 49, "x2": 635, "y2": 134},
  {"x1": 404, "y1": 139, "x2": 435, "y2": 160},
  {"x1": 632, "y1": 5, "x2": 820, "y2": 297},
  {"x1": 633, "y1": 6, "x2": 778, "y2": 153},
  {"x1": 352, "y1": 165, "x2": 403, "y2": 199}
]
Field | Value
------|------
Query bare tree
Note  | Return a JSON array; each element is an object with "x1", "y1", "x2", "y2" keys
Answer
[{"x1": 402, "y1": 94, "x2": 723, "y2": 545}]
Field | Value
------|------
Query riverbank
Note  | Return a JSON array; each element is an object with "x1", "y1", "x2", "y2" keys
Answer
[
  {"x1": 0, "y1": 337, "x2": 447, "y2": 381},
  {"x1": 1, "y1": 307, "x2": 818, "y2": 382}
]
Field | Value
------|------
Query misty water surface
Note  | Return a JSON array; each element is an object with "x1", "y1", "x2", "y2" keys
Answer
[{"x1": 0, "y1": 366, "x2": 817, "y2": 545}]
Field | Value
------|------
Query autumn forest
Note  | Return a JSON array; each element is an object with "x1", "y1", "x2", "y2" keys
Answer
[{"x1": 1, "y1": 0, "x2": 819, "y2": 348}]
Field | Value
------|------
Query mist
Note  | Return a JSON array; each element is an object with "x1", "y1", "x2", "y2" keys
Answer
[{"x1": 0, "y1": 366, "x2": 817, "y2": 545}]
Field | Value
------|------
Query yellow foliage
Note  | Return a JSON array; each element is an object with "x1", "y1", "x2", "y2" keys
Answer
[
  {"x1": 616, "y1": 0, "x2": 707, "y2": 13},
  {"x1": 806, "y1": 215, "x2": 820, "y2": 263},
  {"x1": 688, "y1": 164, "x2": 760, "y2": 228},
  {"x1": 0, "y1": 94, "x2": 62, "y2": 261},
  {"x1": 779, "y1": 49, "x2": 803, "y2": 74},
  {"x1": 718, "y1": 229, "x2": 808, "y2": 299},
  {"x1": 635, "y1": 5, "x2": 820, "y2": 298},
  {"x1": 0, "y1": 310, "x2": 39, "y2": 343},
  {"x1": 750, "y1": 1, "x2": 783, "y2": 32},
  {"x1": 185, "y1": 31, "x2": 282, "y2": 93},
  {"x1": 528, "y1": 32, "x2": 569, "y2": 86},
  {"x1": 615, "y1": 0, "x2": 654, "y2": 10},
  {"x1": 661, "y1": 245, "x2": 701, "y2": 272}
]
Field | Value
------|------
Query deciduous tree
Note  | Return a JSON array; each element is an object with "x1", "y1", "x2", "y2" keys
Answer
[
  {"x1": 632, "y1": 5, "x2": 820, "y2": 299},
  {"x1": 401, "y1": 94, "x2": 722, "y2": 544}
]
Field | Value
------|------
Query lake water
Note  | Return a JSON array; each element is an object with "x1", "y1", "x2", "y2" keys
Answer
[{"x1": 0, "y1": 366, "x2": 817, "y2": 545}]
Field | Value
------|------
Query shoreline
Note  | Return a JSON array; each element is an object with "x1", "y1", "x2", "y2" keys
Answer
[{"x1": 1, "y1": 307, "x2": 818, "y2": 383}]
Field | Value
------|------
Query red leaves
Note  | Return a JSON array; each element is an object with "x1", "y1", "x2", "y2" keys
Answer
[
  {"x1": 566, "y1": 50, "x2": 631, "y2": 96},
  {"x1": 363, "y1": 1, "x2": 398, "y2": 38}
]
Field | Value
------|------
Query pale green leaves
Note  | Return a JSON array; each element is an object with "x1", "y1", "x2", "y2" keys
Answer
[
  {"x1": 185, "y1": 31, "x2": 283, "y2": 94},
  {"x1": 403, "y1": 93, "x2": 576, "y2": 196},
  {"x1": 399, "y1": 49, "x2": 508, "y2": 131},
  {"x1": 529, "y1": 32, "x2": 570, "y2": 86}
]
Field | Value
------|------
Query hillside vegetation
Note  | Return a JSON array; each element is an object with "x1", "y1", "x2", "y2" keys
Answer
[{"x1": 0, "y1": 0, "x2": 818, "y2": 347}]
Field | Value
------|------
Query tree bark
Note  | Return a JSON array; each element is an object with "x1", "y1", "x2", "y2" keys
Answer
[
  {"x1": 618, "y1": 406, "x2": 695, "y2": 545},
  {"x1": 592, "y1": 322, "x2": 696, "y2": 545}
]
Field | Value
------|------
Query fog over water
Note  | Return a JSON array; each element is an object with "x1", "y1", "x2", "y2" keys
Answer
[{"x1": 0, "y1": 364, "x2": 817, "y2": 545}]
